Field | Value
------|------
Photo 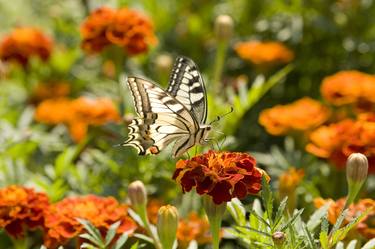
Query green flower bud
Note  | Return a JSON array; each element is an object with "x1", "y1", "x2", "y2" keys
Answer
[
  {"x1": 272, "y1": 231, "x2": 286, "y2": 246},
  {"x1": 157, "y1": 205, "x2": 179, "y2": 249},
  {"x1": 214, "y1": 15, "x2": 234, "y2": 41},
  {"x1": 128, "y1": 180, "x2": 147, "y2": 212},
  {"x1": 345, "y1": 153, "x2": 368, "y2": 208}
]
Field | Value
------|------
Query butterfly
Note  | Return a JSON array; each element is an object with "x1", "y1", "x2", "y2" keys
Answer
[{"x1": 122, "y1": 56, "x2": 211, "y2": 158}]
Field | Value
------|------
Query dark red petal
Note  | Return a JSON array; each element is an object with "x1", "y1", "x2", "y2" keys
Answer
[
  {"x1": 196, "y1": 176, "x2": 214, "y2": 194},
  {"x1": 209, "y1": 181, "x2": 232, "y2": 204},
  {"x1": 233, "y1": 181, "x2": 248, "y2": 199}
]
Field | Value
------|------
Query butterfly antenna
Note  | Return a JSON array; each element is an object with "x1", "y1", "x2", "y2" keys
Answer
[{"x1": 209, "y1": 107, "x2": 234, "y2": 125}]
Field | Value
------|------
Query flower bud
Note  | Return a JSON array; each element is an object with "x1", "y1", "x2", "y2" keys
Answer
[
  {"x1": 272, "y1": 231, "x2": 286, "y2": 246},
  {"x1": 346, "y1": 153, "x2": 368, "y2": 184},
  {"x1": 214, "y1": 15, "x2": 234, "y2": 41},
  {"x1": 157, "y1": 205, "x2": 179, "y2": 249},
  {"x1": 155, "y1": 54, "x2": 173, "y2": 73},
  {"x1": 128, "y1": 180, "x2": 147, "y2": 212}
]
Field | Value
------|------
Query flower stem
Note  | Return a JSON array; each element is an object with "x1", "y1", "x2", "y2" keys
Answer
[
  {"x1": 11, "y1": 237, "x2": 28, "y2": 249},
  {"x1": 138, "y1": 205, "x2": 162, "y2": 249},
  {"x1": 203, "y1": 195, "x2": 226, "y2": 249},
  {"x1": 212, "y1": 40, "x2": 228, "y2": 94}
]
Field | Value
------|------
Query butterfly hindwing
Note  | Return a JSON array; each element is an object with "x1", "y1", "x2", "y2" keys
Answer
[
  {"x1": 167, "y1": 56, "x2": 207, "y2": 124},
  {"x1": 123, "y1": 77, "x2": 200, "y2": 157}
]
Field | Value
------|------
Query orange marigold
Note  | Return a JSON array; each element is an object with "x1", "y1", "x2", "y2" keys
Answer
[
  {"x1": 235, "y1": 41, "x2": 294, "y2": 66},
  {"x1": 173, "y1": 150, "x2": 268, "y2": 205},
  {"x1": 34, "y1": 97, "x2": 120, "y2": 142},
  {"x1": 81, "y1": 6, "x2": 156, "y2": 55},
  {"x1": 44, "y1": 195, "x2": 137, "y2": 248},
  {"x1": 147, "y1": 199, "x2": 164, "y2": 225},
  {"x1": 0, "y1": 27, "x2": 52, "y2": 66},
  {"x1": 31, "y1": 82, "x2": 70, "y2": 103},
  {"x1": 259, "y1": 97, "x2": 331, "y2": 136},
  {"x1": 0, "y1": 185, "x2": 49, "y2": 238},
  {"x1": 321, "y1": 70, "x2": 375, "y2": 106},
  {"x1": 314, "y1": 197, "x2": 374, "y2": 239},
  {"x1": 278, "y1": 168, "x2": 304, "y2": 194},
  {"x1": 177, "y1": 212, "x2": 212, "y2": 248},
  {"x1": 306, "y1": 117, "x2": 375, "y2": 173}
]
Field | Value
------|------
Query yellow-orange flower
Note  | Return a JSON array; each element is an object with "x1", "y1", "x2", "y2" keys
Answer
[
  {"x1": 321, "y1": 70, "x2": 375, "y2": 107},
  {"x1": 0, "y1": 185, "x2": 49, "y2": 238},
  {"x1": 306, "y1": 117, "x2": 375, "y2": 173},
  {"x1": 278, "y1": 168, "x2": 304, "y2": 194},
  {"x1": 235, "y1": 41, "x2": 294, "y2": 66},
  {"x1": 81, "y1": 6, "x2": 156, "y2": 55},
  {"x1": 31, "y1": 82, "x2": 70, "y2": 103},
  {"x1": 177, "y1": 212, "x2": 212, "y2": 248},
  {"x1": 259, "y1": 97, "x2": 330, "y2": 135},
  {"x1": 173, "y1": 151, "x2": 269, "y2": 205},
  {"x1": 34, "y1": 97, "x2": 120, "y2": 142},
  {"x1": 0, "y1": 27, "x2": 52, "y2": 66},
  {"x1": 44, "y1": 195, "x2": 137, "y2": 248},
  {"x1": 147, "y1": 199, "x2": 164, "y2": 225},
  {"x1": 314, "y1": 198, "x2": 374, "y2": 239}
]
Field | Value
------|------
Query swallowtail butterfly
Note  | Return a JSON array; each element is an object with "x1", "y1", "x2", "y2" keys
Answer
[{"x1": 122, "y1": 56, "x2": 211, "y2": 157}]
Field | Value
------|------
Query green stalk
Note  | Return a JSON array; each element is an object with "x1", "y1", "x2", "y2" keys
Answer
[
  {"x1": 203, "y1": 195, "x2": 226, "y2": 249},
  {"x1": 212, "y1": 40, "x2": 229, "y2": 94},
  {"x1": 138, "y1": 204, "x2": 162, "y2": 249},
  {"x1": 11, "y1": 237, "x2": 29, "y2": 249}
]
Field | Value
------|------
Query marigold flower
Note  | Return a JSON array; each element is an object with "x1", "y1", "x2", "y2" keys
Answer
[
  {"x1": 173, "y1": 150, "x2": 268, "y2": 205},
  {"x1": 34, "y1": 98, "x2": 73, "y2": 124},
  {"x1": 0, "y1": 27, "x2": 52, "y2": 66},
  {"x1": 306, "y1": 117, "x2": 375, "y2": 173},
  {"x1": 259, "y1": 97, "x2": 330, "y2": 136},
  {"x1": 81, "y1": 6, "x2": 156, "y2": 55},
  {"x1": 235, "y1": 40, "x2": 294, "y2": 66},
  {"x1": 176, "y1": 212, "x2": 212, "y2": 248},
  {"x1": 44, "y1": 195, "x2": 137, "y2": 248},
  {"x1": 31, "y1": 82, "x2": 70, "y2": 103},
  {"x1": 147, "y1": 199, "x2": 164, "y2": 225},
  {"x1": 278, "y1": 168, "x2": 304, "y2": 194},
  {"x1": 0, "y1": 185, "x2": 49, "y2": 238},
  {"x1": 314, "y1": 197, "x2": 374, "y2": 239},
  {"x1": 321, "y1": 70, "x2": 375, "y2": 107}
]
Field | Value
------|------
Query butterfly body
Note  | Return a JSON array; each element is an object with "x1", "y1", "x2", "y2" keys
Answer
[{"x1": 123, "y1": 56, "x2": 210, "y2": 158}]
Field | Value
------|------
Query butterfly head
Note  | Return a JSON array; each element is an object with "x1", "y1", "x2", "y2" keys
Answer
[{"x1": 198, "y1": 124, "x2": 212, "y2": 145}]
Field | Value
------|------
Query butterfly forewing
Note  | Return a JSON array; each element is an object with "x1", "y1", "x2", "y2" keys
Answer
[
  {"x1": 167, "y1": 56, "x2": 207, "y2": 124},
  {"x1": 123, "y1": 76, "x2": 200, "y2": 157}
]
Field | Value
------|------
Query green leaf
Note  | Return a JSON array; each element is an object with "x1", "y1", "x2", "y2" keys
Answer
[
  {"x1": 362, "y1": 238, "x2": 375, "y2": 249},
  {"x1": 345, "y1": 240, "x2": 357, "y2": 249},
  {"x1": 129, "y1": 241, "x2": 139, "y2": 249},
  {"x1": 77, "y1": 218, "x2": 104, "y2": 246},
  {"x1": 112, "y1": 233, "x2": 129, "y2": 249},
  {"x1": 236, "y1": 225, "x2": 272, "y2": 238},
  {"x1": 330, "y1": 209, "x2": 348, "y2": 237},
  {"x1": 319, "y1": 231, "x2": 329, "y2": 249},
  {"x1": 274, "y1": 197, "x2": 288, "y2": 230},
  {"x1": 261, "y1": 175, "x2": 273, "y2": 226},
  {"x1": 80, "y1": 234, "x2": 102, "y2": 246},
  {"x1": 227, "y1": 198, "x2": 246, "y2": 226},
  {"x1": 303, "y1": 223, "x2": 317, "y2": 249},
  {"x1": 249, "y1": 209, "x2": 271, "y2": 228},
  {"x1": 105, "y1": 221, "x2": 121, "y2": 246},
  {"x1": 307, "y1": 203, "x2": 329, "y2": 232},
  {"x1": 280, "y1": 209, "x2": 304, "y2": 232}
]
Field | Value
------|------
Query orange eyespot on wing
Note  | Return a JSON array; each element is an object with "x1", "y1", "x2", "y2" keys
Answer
[{"x1": 149, "y1": 146, "x2": 160, "y2": 155}]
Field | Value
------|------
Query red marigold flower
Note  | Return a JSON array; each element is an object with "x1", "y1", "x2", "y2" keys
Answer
[
  {"x1": 173, "y1": 151, "x2": 269, "y2": 205},
  {"x1": 306, "y1": 117, "x2": 375, "y2": 173},
  {"x1": 234, "y1": 40, "x2": 294, "y2": 66},
  {"x1": 314, "y1": 197, "x2": 375, "y2": 239},
  {"x1": 0, "y1": 185, "x2": 49, "y2": 238},
  {"x1": 44, "y1": 195, "x2": 137, "y2": 248},
  {"x1": 259, "y1": 97, "x2": 331, "y2": 136},
  {"x1": 80, "y1": 6, "x2": 156, "y2": 55},
  {"x1": 0, "y1": 27, "x2": 53, "y2": 66}
]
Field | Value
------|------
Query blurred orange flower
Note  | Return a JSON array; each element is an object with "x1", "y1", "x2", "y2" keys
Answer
[
  {"x1": 81, "y1": 6, "x2": 156, "y2": 55},
  {"x1": 259, "y1": 97, "x2": 331, "y2": 135},
  {"x1": 0, "y1": 27, "x2": 53, "y2": 66},
  {"x1": 0, "y1": 185, "x2": 49, "y2": 238},
  {"x1": 44, "y1": 195, "x2": 137, "y2": 248},
  {"x1": 177, "y1": 212, "x2": 212, "y2": 248},
  {"x1": 147, "y1": 199, "x2": 164, "y2": 225},
  {"x1": 279, "y1": 168, "x2": 304, "y2": 194},
  {"x1": 314, "y1": 197, "x2": 374, "y2": 239},
  {"x1": 31, "y1": 82, "x2": 70, "y2": 103},
  {"x1": 321, "y1": 70, "x2": 375, "y2": 108},
  {"x1": 35, "y1": 97, "x2": 120, "y2": 142},
  {"x1": 235, "y1": 41, "x2": 294, "y2": 66},
  {"x1": 306, "y1": 116, "x2": 375, "y2": 173},
  {"x1": 173, "y1": 150, "x2": 268, "y2": 204}
]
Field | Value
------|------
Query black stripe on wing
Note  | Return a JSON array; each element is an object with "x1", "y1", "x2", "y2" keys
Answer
[{"x1": 167, "y1": 56, "x2": 208, "y2": 124}]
